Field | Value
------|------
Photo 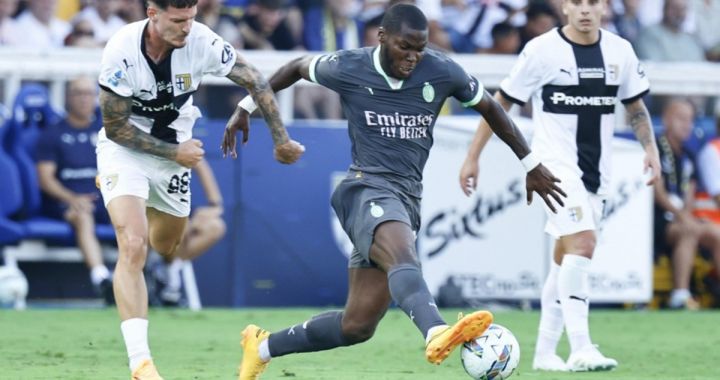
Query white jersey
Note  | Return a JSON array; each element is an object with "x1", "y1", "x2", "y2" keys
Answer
[
  {"x1": 98, "y1": 19, "x2": 235, "y2": 144},
  {"x1": 500, "y1": 28, "x2": 649, "y2": 195}
]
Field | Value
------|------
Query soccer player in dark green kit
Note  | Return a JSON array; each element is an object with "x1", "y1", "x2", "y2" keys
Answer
[{"x1": 223, "y1": 4, "x2": 566, "y2": 379}]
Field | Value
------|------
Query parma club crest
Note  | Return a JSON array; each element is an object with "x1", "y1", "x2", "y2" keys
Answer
[{"x1": 175, "y1": 73, "x2": 192, "y2": 91}]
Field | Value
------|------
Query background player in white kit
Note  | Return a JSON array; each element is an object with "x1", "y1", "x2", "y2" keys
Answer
[
  {"x1": 460, "y1": 0, "x2": 661, "y2": 373},
  {"x1": 96, "y1": 0, "x2": 304, "y2": 378}
]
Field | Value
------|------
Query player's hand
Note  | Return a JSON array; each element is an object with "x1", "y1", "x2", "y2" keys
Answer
[
  {"x1": 459, "y1": 158, "x2": 479, "y2": 197},
  {"x1": 644, "y1": 151, "x2": 662, "y2": 186},
  {"x1": 274, "y1": 139, "x2": 305, "y2": 164},
  {"x1": 221, "y1": 108, "x2": 250, "y2": 159},
  {"x1": 526, "y1": 164, "x2": 566, "y2": 213},
  {"x1": 176, "y1": 139, "x2": 205, "y2": 168}
]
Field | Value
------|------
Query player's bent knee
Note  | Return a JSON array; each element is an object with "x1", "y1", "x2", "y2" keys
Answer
[{"x1": 341, "y1": 320, "x2": 377, "y2": 344}]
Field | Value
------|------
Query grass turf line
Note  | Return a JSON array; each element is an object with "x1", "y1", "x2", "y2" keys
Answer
[{"x1": 0, "y1": 309, "x2": 718, "y2": 379}]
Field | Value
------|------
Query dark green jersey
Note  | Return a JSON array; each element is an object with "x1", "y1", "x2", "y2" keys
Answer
[{"x1": 309, "y1": 46, "x2": 484, "y2": 197}]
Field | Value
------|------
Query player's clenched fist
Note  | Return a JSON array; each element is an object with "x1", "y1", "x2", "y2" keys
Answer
[
  {"x1": 274, "y1": 139, "x2": 305, "y2": 164},
  {"x1": 176, "y1": 139, "x2": 205, "y2": 168}
]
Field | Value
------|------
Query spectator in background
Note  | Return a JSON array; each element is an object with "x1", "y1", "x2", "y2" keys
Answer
[
  {"x1": 484, "y1": 21, "x2": 520, "y2": 54},
  {"x1": 239, "y1": 0, "x2": 300, "y2": 50},
  {"x1": 636, "y1": 0, "x2": 705, "y2": 62},
  {"x1": 614, "y1": 0, "x2": 642, "y2": 48},
  {"x1": 35, "y1": 76, "x2": 114, "y2": 305},
  {"x1": 14, "y1": 0, "x2": 71, "y2": 49},
  {"x1": 696, "y1": 113, "x2": 720, "y2": 219},
  {"x1": 73, "y1": 0, "x2": 126, "y2": 44},
  {"x1": 517, "y1": 2, "x2": 558, "y2": 52},
  {"x1": 654, "y1": 98, "x2": 720, "y2": 309},
  {"x1": 443, "y1": 0, "x2": 522, "y2": 53},
  {"x1": 691, "y1": 0, "x2": 720, "y2": 61},
  {"x1": 196, "y1": 0, "x2": 243, "y2": 48},
  {"x1": 64, "y1": 18, "x2": 103, "y2": 47},
  {"x1": 154, "y1": 158, "x2": 226, "y2": 305},
  {"x1": 116, "y1": 0, "x2": 146, "y2": 23},
  {"x1": 361, "y1": 12, "x2": 382, "y2": 47},
  {"x1": 0, "y1": 0, "x2": 20, "y2": 45},
  {"x1": 302, "y1": 0, "x2": 361, "y2": 52}
]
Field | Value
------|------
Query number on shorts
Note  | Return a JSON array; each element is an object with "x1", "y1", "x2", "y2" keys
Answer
[{"x1": 167, "y1": 172, "x2": 190, "y2": 194}]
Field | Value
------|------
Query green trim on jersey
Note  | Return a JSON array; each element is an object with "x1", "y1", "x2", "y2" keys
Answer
[
  {"x1": 309, "y1": 55, "x2": 322, "y2": 84},
  {"x1": 372, "y1": 47, "x2": 404, "y2": 90},
  {"x1": 461, "y1": 81, "x2": 485, "y2": 108}
]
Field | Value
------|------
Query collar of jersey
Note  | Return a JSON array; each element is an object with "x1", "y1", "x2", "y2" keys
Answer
[{"x1": 373, "y1": 46, "x2": 404, "y2": 90}]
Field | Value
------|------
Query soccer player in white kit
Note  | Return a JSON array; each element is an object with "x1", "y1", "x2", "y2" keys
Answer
[
  {"x1": 96, "y1": 0, "x2": 304, "y2": 378},
  {"x1": 459, "y1": 0, "x2": 661, "y2": 372}
]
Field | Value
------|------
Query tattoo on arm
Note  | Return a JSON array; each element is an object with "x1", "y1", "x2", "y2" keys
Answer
[
  {"x1": 626, "y1": 100, "x2": 656, "y2": 149},
  {"x1": 227, "y1": 55, "x2": 288, "y2": 145},
  {"x1": 99, "y1": 89, "x2": 177, "y2": 160}
]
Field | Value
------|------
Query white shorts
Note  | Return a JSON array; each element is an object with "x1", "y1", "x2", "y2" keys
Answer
[
  {"x1": 544, "y1": 168, "x2": 606, "y2": 238},
  {"x1": 96, "y1": 136, "x2": 192, "y2": 218}
]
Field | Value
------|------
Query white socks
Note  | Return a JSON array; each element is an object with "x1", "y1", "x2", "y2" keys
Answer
[
  {"x1": 535, "y1": 262, "x2": 563, "y2": 357},
  {"x1": 90, "y1": 265, "x2": 110, "y2": 286},
  {"x1": 258, "y1": 339, "x2": 272, "y2": 362},
  {"x1": 669, "y1": 288, "x2": 691, "y2": 308},
  {"x1": 166, "y1": 258, "x2": 184, "y2": 292},
  {"x1": 558, "y1": 254, "x2": 592, "y2": 354},
  {"x1": 121, "y1": 318, "x2": 151, "y2": 371},
  {"x1": 425, "y1": 324, "x2": 449, "y2": 345}
]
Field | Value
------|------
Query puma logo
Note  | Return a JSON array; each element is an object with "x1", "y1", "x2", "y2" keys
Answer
[
  {"x1": 569, "y1": 295, "x2": 588, "y2": 304},
  {"x1": 560, "y1": 68, "x2": 572, "y2": 77}
]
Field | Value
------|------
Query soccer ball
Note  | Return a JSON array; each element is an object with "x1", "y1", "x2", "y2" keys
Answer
[
  {"x1": 0, "y1": 265, "x2": 29, "y2": 308},
  {"x1": 460, "y1": 324, "x2": 520, "y2": 380}
]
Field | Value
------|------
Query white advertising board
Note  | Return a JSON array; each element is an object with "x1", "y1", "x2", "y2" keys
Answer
[{"x1": 420, "y1": 118, "x2": 653, "y2": 303}]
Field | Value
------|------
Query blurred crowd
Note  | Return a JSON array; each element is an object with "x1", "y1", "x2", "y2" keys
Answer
[{"x1": 0, "y1": 0, "x2": 719, "y2": 62}]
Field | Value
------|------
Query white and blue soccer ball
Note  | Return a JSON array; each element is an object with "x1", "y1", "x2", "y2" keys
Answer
[
  {"x1": 460, "y1": 324, "x2": 520, "y2": 380},
  {"x1": 0, "y1": 265, "x2": 29, "y2": 309}
]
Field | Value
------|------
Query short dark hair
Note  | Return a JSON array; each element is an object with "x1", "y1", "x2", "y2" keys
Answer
[
  {"x1": 381, "y1": 3, "x2": 427, "y2": 35},
  {"x1": 491, "y1": 22, "x2": 517, "y2": 41},
  {"x1": 146, "y1": 0, "x2": 198, "y2": 10}
]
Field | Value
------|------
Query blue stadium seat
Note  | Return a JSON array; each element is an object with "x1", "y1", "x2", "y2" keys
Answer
[
  {"x1": 3, "y1": 84, "x2": 115, "y2": 244},
  {"x1": 0, "y1": 114, "x2": 25, "y2": 245}
]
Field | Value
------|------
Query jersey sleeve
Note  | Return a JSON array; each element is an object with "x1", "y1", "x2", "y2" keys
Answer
[
  {"x1": 201, "y1": 27, "x2": 236, "y2": 77},
  {"x1": 98, "y1": 39, "x2": 134, "y2": 97},
  {"x1": 308, "y1": 52, "x2": 346, "y2": 92},
  {"x1": 618, "y1": 41, "x2": 650, "y2": 104},
  {"x1": 499, "y1": 40, "x2": 546, "y2": 106},
  {"x1": 447, "y1": 59, "x2": 484, "y2": 108},
  {"x1": 698, "y1": 143, "x2": 720, "y2": 196}
]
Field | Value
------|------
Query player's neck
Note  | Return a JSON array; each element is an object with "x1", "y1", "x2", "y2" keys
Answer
[
  {"x1": 561, "y1": 25, "x2": 600, "y2": 45},
  {"x1": 144, "y1": 23, "x2": 173, "y2": 63}
]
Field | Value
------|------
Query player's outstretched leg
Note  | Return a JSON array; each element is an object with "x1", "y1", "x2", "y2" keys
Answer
[
  {"x1": 131, "y1": 359, "x2": 163, "y2": 380},
  {"x1": 425, "y1": 310, "x2": 494, "y2": 365}
]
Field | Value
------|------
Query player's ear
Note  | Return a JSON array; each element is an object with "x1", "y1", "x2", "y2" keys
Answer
[
  {"x1": 146, "y1": 4, "x2": 157, "y2": 20},
  {"x1": 378, "y1": 27, "x2": 386, "y2": 44}
]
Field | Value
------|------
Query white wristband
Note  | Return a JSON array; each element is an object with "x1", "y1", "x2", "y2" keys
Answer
[
  {"x1": 238, "y1": 96, "x2": 257, "y2": 113},
  {"x1": 521, "y1": 152, "x2": 540, "y2": 172}
]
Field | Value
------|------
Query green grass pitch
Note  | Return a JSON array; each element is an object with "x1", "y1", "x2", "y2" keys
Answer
[{"x1": 1, "y1": 308, "x2": 718, "y2": 379}]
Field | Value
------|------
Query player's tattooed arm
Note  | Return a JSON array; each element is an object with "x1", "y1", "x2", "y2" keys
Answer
[
  {"x1": 625, "y1": 98, "x2": 657, "y2": 150},
  {"x1": 99, "y1": 88, "x2": 177, "y2": 160},
  {"x1": 625, "y1": 98, "x2": 661, "y2": 185},
  {"x1": 226, "y1": 54, "x2": 288, "y2": 145}
]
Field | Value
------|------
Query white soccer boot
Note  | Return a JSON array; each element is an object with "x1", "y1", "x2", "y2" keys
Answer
[
  {"x1": 567, "y1": 345, "x2": 618, "y2": 372},
  {"x1": 532, "y1": 353, "x2": 569, "y2": 371}
]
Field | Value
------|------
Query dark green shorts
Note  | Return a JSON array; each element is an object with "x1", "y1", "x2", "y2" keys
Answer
[{"x1": 331, "y1": 171, "x2": 420, "y2": 268}]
